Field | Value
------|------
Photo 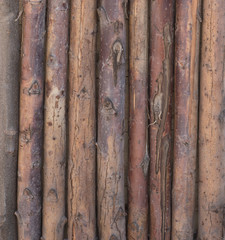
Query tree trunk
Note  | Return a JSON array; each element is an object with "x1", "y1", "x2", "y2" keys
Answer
[
  {"x1": 149, "y1": 0, "x2": 174, "y2": 239},
  {"x1": 16, "y1": 0, "x2": 46, "y2": 239},
  {"x1": 172, "y1": 0, "x2": 201, "y2": 239},
  {"x1": 0, "y1": 1, "x2": 20, "y2": 239},
  {"x1": 97, "y1": 0, "x2": 127, "y2": 239},
  {"x1": 67, "y1": 0, "x2": 97, "y2": 239},
  {"x1": 41, "y1": 1, "x2": 69, "y2": 239},
  {"x1": 198, "y1": 1, "x2": 225, "y2": 239},
  {"x1": 127, "y1": 0, "x2": 148, "y2": 239}
]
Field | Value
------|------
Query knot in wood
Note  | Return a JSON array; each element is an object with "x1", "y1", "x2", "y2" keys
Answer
[
  {"x1": 103, "y1": 97, "x2": 117, "y2": 115},
  {"x1": 109, "y1": 234, "x2": 118, "y2": 240},
  {"x1": 113, "y1": 40, "x2": 123, "y2": 65},
  {"x1": 29, "y1": 0, "x2": 42, "y2": 4}
]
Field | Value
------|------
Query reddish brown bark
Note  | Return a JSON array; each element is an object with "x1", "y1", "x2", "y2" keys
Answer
[
  {"x1": 198, "y1": 0, "x2": 225, "y2": 239},
  {"x1": 149, "y1": 1, "x2": 175, "y2": 239},
  {"x1": 67, "y1": 0, "x2": 97, "y2": 239},
  {"x1": 172, "y1": 0, "x2": 201, "y2": 239},
  {"x1": 41, "y1": 0, "x2": 69, "y2": 239},
  {"x1": 127, "y1": 0, "x2": 149, "y2": 239},
  {"x1": 0, "y1": 1, "x2": 20, "y2": 239},
  {"x1": 16, "y1": 0, "x2": 46, "y2": 239},
  {"x1": 97, "y1": 0, "x2": 127, "y2": 239}
]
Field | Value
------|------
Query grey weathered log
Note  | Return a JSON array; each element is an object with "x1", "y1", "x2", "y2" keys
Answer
[
  {"x1": 97, "y1": 0, "x2": 127, "y2": 239},
  {"x1": 0, "y1": 1, "x2": 20, "y2": 239}
]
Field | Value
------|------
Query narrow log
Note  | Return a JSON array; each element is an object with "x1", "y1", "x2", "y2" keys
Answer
[
  {"x1": 16, "y1": 0, "x2": 46, "y2": 239},
  {"x1": 0, "y1": 1, "x2": 20, "y2": 239},
  {"x1": 127, "y1": 0, "x2": 149, "y2": 239},
  {"x1": 67, "y1": 0, "x2": 97, "y2": 239},
  {"x1": 172, "y1": 0, "x2": 201, "y2": 239},
  {"x1": 41, "y1": 0, "x2": 69, "y2": 239},
  {"x1": 149, "y1": 0, "x2": 174, "y2": 239},
  {"x1": 198, "y1": 0, "x2": 225, "y2": 239},
  {"x1": 97, "y1": 0, "x2": 127, "y2": 239}
]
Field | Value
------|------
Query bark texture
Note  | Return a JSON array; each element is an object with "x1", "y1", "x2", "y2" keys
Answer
[
  {"x1": 172, "y1": 0, "x2": 201, "y2": 239},
  {"x1": 67, "y1": 0, "x2": 97, "y2": 239},
  {"x1": 149, "y1": 1, "x2": 174, "y2": 239},
  {"x1": 16, "y1": 0, "x2": 46, "y2": 239},
  {"x1": 0, "y1": 1, "x2": 20, "y2": 239},
  {"x1": 97, "y1": 0, "x2": 127, "y2": 239},
  {"x1": 41, "y1": 0, "x2": 69, "y2": 239},
  {"x1": 127, "y1": 0, "x2": 148, "y2": 239},
  {"x1": 198, "y1": 0, "x2": 225, "y2": 239}
]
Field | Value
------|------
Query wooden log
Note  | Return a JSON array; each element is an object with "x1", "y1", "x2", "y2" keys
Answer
[
  {"x1": 16, "y1": 0, "x2": 46, "y2": 239},
  {"x1": 172, "y1": 0, "x2": 201, "y2": 239},
  {"x1": 0, "y1": 1, "x2": 20, "y2": 239},
  {"x1": 97, "y1": 0, "x2": 127, "y2": 239},
  {"x1": 41, "y1": 0, "x2": 69, "y2": 239},
  {"x1": 67, "y1": 0, "x2": 97, "y2": 239},
  {"x1": 127, "y1": 0, "x2": 149, "y2": 239},
  {"x1": 198, "y1": 0, "x2": 225, "y2": 239},
  {"x1": 149, "y1": 0, "x2": 175, "y2": 239}
]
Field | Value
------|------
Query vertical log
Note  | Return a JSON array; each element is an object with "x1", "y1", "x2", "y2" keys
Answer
[
  {"x1": 127, "y1": 0, "x2": 149, "y2": 239},
  {"x1": 149, "y1": 0, "x2": 174, "y2": 239},
  {"x1": 97, "y1": 0, "x2": 127, "y2": 239},
  {"x1": 0, "y1": 1, "x2": 20, "y2": 239},
  {"x1": 172, "y1": 0, "x2": 201, "y2": 239},
  {"x1": 198, "y1": 0, "x2": 225, "y2": 239},
  {"x1": 67, "y1": 0, "x2": 97, "y2": 239},
  {"x1": 16, "y1": 0, "x2": 46, "y2": 239},
  {"x1": 42, "y1": 0, "x2": 69, "y2": 239}
]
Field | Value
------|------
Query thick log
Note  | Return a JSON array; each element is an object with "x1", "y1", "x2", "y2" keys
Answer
[
  {"x1": 41, "y1": 1, "x2": 69, "y2": 239},
  {"x1": 127, "y1": 0, "x2": 149, "y2": 239},
  {"x1": 67, "y1": 0, "x2": 97, "y2": 239},
  {"x1": 0, "y1": 1, "x2": 20, "y2": 239},
  {"x1": 172, "y1": 0, "x2": 201, "y2": 239},
  {"x1": 97, "y1": 0, "x2": 127, "y2": 239},
  {"x1": 198, "y1": 0, "x2": 225, "y2": 239},
  {"x1": 16, "y1": 0, "x2": 46, "y2": 239},
  {"x1": 149, "y1": 0, "x2": 174, "y2": 239}
]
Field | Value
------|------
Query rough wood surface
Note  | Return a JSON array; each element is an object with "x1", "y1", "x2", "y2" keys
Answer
[
  {"x1": 0, "y1": 1, "x2": 20, "y2": 239},
  {"x1": 97, "y1": 0, "x2": 127, "y2": 239},
  {"x1": 149, "y1": 0, "x2": 174, "y2": 239},
  {"x1": 127, "y1": 0, "x2": 149, "y2": 239},
  {"x1": 16, "y1": 0, "x2": 46, "y2": 239},
  {"x1": 198, "y1": 0, "x2": 225, "y2": 239},
  {"x1": 41, "y1": 0, "x2": 69, "y2": 239},
  {"x1": 172, "y1": 0, "x2": 201, "y2": 239},
  {"x1": 67, "y1": 0, "x2": 97, "y2": 239}
]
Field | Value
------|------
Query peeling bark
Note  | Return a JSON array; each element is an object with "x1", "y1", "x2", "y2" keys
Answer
[
  {"x1": 67, "y1": 0, "x2": 97, "y2": 239},
  {"x1": 149, "y1": 1, "x2": 175, "y2": 239},
  {"x1": 16, "y1": 0, "x2": 46, "y2": 239},
  {"x1": 172, "y1": 0, "x2": 201, "y2": 239},
  {"x1": 97, "y1": 0, "x2": 127, "y2": 239},
  {"x1": 198, "y1": 0, "x2": 225, "y2": 239},
  {"x1": 41, "y1": 0, "x2": 69, "y2": 239},
  {"x1": 0, "y1": 1, "x2": 20, "y2": 239},
  {"x1": 127, "y1": 0, "x2": 149, "y2": 239}
]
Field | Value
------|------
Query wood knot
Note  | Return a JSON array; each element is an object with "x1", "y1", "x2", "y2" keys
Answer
[
  {"x1": 29, "y1": 0, "x2": 43, "y2": 4},
  {"x1": 20, "y1": 127, "x2": 31, "y2": 144},
  {"x1": 23, "y1": 188, "x2": 34, "y2": 200},
  {"x1": 112, "y1": 40, "x2": 124, "y2": 86},
  {"x1": 109, "y1": 234, "x2": 118, "y2": 240},
  {"x1": 102, "y1": 97, "x2": 117, "y2": 115},
  {"x1": 23, "y1": 80, "x2": 41, "y2": 96},
  {"x1": 97, "y1": 6, "x2": 110, "y2": 26},
  {"x1": 47, "y1": 189, "x2": 58, "y2": 202},
  {"x1": 113, "y1": 40, "x2": 123, "y2": 65},
  {"x1": 114, "y1": 21, "x2": 123, "y2": 34}
]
